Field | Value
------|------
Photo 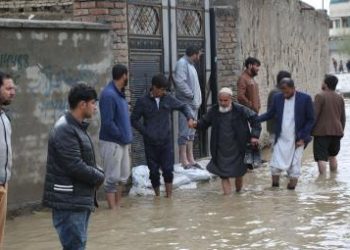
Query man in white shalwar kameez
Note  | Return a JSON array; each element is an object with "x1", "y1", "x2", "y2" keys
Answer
[{"x1": 258, "y1": 78, "x2": 314, "y2": 189}]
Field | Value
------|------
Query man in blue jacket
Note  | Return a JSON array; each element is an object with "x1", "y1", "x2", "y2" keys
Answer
[
  {"x1": 258, "y1": 78, "x2": 314, "y2": 190},
  {"x1": 99, "y1": 64, "x2": 133, "y2": 209},
  {"x1": 131, "y1": 74, "x2": 194, "y2": 197}
]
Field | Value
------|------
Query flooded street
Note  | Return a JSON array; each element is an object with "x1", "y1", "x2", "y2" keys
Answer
[{"x1": 4, "y1": 101, "x2": 350, "y2": 250}]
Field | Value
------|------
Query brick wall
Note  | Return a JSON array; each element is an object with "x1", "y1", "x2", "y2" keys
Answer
[
  {"x1": 73, "y1": 0, "x2": 128, "y2": 65},
  {"x1": 211, "y1": 3, "x2": 241, "y2": 99},
  {"x1": 0, "y1": 0, "x2": 73, "y2": 20}
]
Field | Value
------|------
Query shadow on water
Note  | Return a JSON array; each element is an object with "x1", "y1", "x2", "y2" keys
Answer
[{"x1": 4, "y1": 100, "x2": 350, "y2": 249}]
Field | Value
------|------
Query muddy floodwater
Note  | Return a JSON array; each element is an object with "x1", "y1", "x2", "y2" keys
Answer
[{"x1": 4, "y1": 101, "x2": 350, "y2": 250}]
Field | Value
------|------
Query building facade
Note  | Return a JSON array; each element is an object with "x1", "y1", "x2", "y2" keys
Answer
[
  {"x1": 329, "y1": 0, "x2": 350, "y2": 72},
  {"x1": 0, "y1": 0, "x2": 329, "y2": 210}
]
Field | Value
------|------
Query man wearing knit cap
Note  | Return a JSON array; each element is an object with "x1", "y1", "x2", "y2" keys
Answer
[{"x1": 193, "y1": 87, "x2": 261, "y2": 194}]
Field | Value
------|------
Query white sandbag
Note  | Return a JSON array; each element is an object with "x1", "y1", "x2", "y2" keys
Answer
[
  {"x1": 174, "y1": 160, "x2": 213, "y2": 182},
  {"x1": 166, "y1": 173, "x2": 192, "y2": 188},
  {"x1": 130, "y1": 159, "x2": 213, "y2": 196},
  {"x1": 175, "y1": 168, "x2": 212, "y2": 182},
  {"x1": 129, "y1": 186, "x2": 155, "y2": 196},
  {"x1": 131, "y1": 165, "x2": 152, "y2": 188}
]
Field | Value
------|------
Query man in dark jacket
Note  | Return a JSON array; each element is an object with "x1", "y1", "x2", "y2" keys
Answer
[
  {"x1": 131, "y1": 74, "x2": 194, "y2": 197},
  {"x1": 193, "y1": 87, "x2": 261, "y2": 195},
  {"x1": 43, "y1": 84, "x2": 104, "y2": 250}
]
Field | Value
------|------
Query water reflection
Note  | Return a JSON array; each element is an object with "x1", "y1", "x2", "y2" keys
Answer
[{"x1": 4, "y1": 101, "x2": 350, "y2": 249}]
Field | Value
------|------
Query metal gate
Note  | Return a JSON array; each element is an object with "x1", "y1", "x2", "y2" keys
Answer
[{"x1": 128, "y1": 0, "x2": 210, "y2": 166}]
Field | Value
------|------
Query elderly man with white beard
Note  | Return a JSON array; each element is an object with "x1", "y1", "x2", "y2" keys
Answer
[{"x1": 192, "y1": 88, "x2": 261, "y2": 195}]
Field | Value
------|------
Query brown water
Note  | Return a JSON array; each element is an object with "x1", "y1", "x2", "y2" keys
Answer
[{"x1": 4, "y1": 101, "x2": 350, "y2": 250}]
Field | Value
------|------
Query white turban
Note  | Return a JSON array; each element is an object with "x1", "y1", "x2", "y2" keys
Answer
[{"x1": 219, "y1": 87, "x2": 233, "y2": 96}]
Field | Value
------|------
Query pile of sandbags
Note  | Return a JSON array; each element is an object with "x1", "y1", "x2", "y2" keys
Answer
[{"x1": 129, "y1": 159, "x2": 213, "y2": 196}]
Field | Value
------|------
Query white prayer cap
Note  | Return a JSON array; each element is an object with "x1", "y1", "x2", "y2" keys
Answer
[{"x1": 219, "y1": 87, "x2": 233, "y2": 96}]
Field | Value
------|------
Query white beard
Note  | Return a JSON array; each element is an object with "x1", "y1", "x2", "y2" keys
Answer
[{"x1": 219, "y1": 105, "x2": 232, "y2": 113}]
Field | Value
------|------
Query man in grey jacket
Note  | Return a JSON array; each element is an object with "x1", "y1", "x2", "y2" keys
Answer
[
  {"x1": 0, "y1": 71, "x2": 16, "y2": 247},
  {"x1": 174, "y1": 46, "x2": 202, "y2": 169}
]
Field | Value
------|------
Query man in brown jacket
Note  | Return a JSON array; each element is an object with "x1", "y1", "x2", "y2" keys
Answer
[
  {"x1": 237, "y1": 57, "x2": 262, "y2": 169},
  {"x1": 313, "y1": 74, "x2": 346, "y2": 175},
  {"x1": 237, "y1": 57, "x2": 261, "y2": 113}
]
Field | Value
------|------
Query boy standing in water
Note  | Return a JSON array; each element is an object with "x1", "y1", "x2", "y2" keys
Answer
[{"x1": 131, "y1": 74, "x2": 194, "y2": 197}]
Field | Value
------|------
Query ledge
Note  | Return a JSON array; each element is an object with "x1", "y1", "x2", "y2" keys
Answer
[{"x1": 0, "y1": 18, "x2": 110, "y2": 30}]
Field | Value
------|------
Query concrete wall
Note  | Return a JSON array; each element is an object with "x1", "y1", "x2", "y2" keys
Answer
[
  {"x1": 211, "y1": 0, "x2": 329, "y2": 141},
  {"x1": 238, "y1": 0, "x2": 329, "y2": 102},
  {"x1": 0, "y1": 19, "x2": 113, "y2": 210}
]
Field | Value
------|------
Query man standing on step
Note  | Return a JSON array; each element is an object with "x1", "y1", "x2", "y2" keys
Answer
[{"x1": 173, "y1": 46, "x2": 202, "y2": 169}]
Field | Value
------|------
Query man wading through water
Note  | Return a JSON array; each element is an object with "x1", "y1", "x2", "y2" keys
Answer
[
  {"x1": 258, "y1": 78, "x2": 314, "y2": 190},
  {"x1": 131, "y1": 74, "x2": 194, "y2": 197},
  {"x1": 99, "y1": 64, "x2": 133, "y2": 209},
  {"x1": 192, "y1": 87, "x2": 261, "y2": 194}
]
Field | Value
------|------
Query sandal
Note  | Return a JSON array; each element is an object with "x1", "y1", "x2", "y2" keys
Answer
[
  {"x1": 191, "y1": 163, "x2": 204, "y2": 170},
  {"x1": 182, "y1": 164, "x2": 192, "y2": 170}
]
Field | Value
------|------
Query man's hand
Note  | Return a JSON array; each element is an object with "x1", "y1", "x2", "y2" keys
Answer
[
  {"x1": 96, "y1": 165, "x2": 104, "y2": 173},
  {"x1": 296, "y1": 139, "x2": 304, "y2": 147},
  {"x1": 94, "y1": 165, "x2": 105, "y2": 188},
  {"x1": 250, "y1": 137, "x2": 259, "y2": 147},
  {"x1": 188, "y1": 119, "x2": 196, "y2": 129}
]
